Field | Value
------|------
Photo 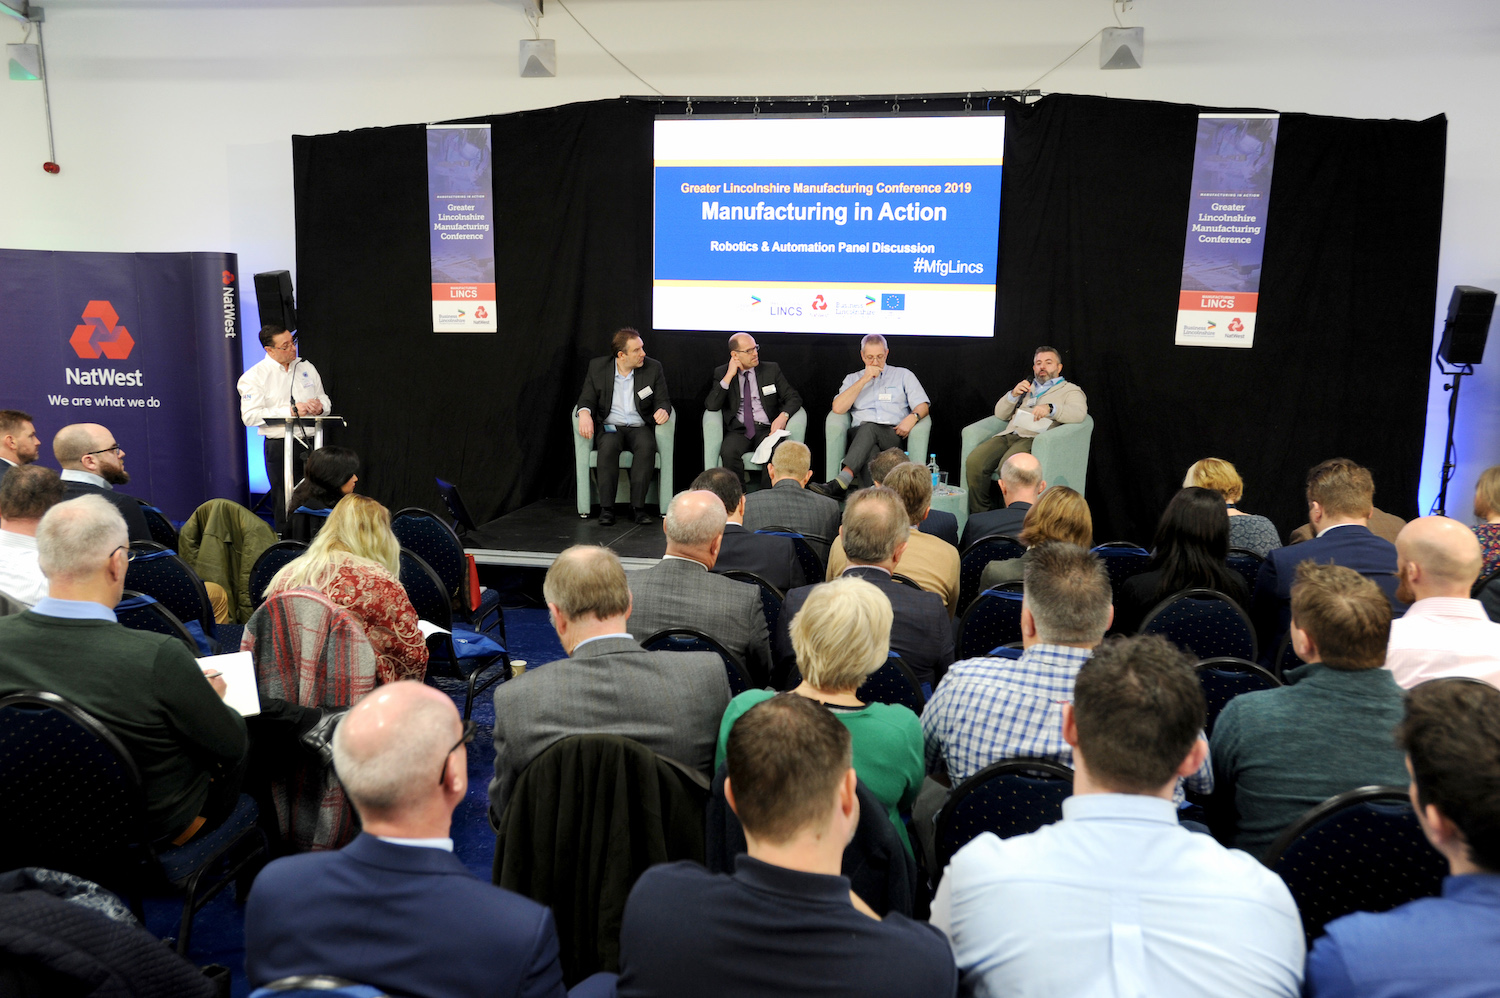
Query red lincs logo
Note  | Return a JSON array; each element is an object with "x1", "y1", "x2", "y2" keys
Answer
[
  {"x1": 811, "y1": 295, "x2": 827, "y2": 311},
  {"x1": 475, "y1": 306, "x2": 488, "y2": 319},
  {"x1": 70, "y1": 301, "x2": 135, "y2": 360},
  {"x1": 222, "y1": 270, "x2": 235, "y2": 284},
  {"x1": 1228, "y1": 318, "x2": 1245, "y2": 332}
]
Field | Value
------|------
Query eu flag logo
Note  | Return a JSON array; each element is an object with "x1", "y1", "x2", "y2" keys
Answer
[{"x1": 881, "y1": 294, "x2": 906, "y2": 311}]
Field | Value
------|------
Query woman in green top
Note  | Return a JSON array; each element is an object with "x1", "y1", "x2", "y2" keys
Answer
[{"x1": 715, "y1": 575, "x2": 924, "y2": 855}]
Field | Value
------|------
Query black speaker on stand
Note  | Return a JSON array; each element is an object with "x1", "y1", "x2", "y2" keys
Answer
[
  {"x1": 1432, "y1": 285, "x2": 1494, "y2": 516},
  {"x1": 253, "y1": 270, "x2": 298, "y2": 333}
]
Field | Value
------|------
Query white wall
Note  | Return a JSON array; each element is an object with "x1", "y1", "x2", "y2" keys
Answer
[{"x1": 3, "y1": 0, "x2": 1497, "y2": 515}]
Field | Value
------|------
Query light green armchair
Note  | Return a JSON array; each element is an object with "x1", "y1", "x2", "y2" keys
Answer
[
  {"x1": 573, "y1": 407, "x2": 676, "y2": 517},
  {"x1": 824, "y1": 411, "x2": 933, "y2": 483},
  {"x1": 701, "y1": 408, "x2": 809, "y2": 476},
  {"x1": 959, "y1": 414, "x2": 1094, "y2": 498}
]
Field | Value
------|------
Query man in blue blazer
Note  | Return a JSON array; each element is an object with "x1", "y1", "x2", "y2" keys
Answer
[
  {"x1": 247, "y1": 681, "x2": 610, "y2": 998},
  {"x1": 1253, "y1": 458, "x2": 1404, "y2": 656}
]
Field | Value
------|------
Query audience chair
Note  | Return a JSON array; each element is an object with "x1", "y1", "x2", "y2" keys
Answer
[
  {"x1": 956, "y1": 588, "x2": 1025, "y2": 660},
  {"x1": 784, "y1": 653, "x2": 926, "y2": 713},
  {"x1": 248, "y1": 541, "x2": 308, "y2": 612},
  {"x1": 572, "y1": 406, "x2": 676, "y2": 518},
  {"x1": 824, "y1": 410, "x2": 932, "y2": 483},
  {"x1": 1226, "y1": 547, "x2": 1264, "y2": 592},
  {"x1": 960, "y1": 414, "x2": 1094, "y2": 499},
  {"x1": 177, "y1": 498, "x2": 280, "y2": 626},
  {"x1": 1090, "y1": 542, "x2": 1152, "y2": 599},
  {"x1": 115, "y1": 590, "x2": 199, "y2": 655},
  {"x1": 1139, "y1": 587, "x2": 1257, "y2": 662},
  {"x1": 1265, "y1": 785, "x2": 1448, "y2": 944},
  {"x1": 434, "y1": 476, "x2": 479, "y2": 533},
  {"x1": 136, "y1": 500, "x2": 180, "y2": 549},
  {"x1": 934, "y1": 757, "x2": 1073, "y2": 872},
  {"x1": 125, "y1": 541, "x2": 217, "y2": 653},
  {"x1": 720, "y1": 569, "x2": 785, "y2": 636},
  {"x1": 891, "y1": 573, "x2": 924, "y2": 591},
  {"x1": 753, "y1": 527, "x2": 826, "y2": 585},
  {"x1": 287, "y1": 506, "x2": 332, "y2": 544},
  {"x1": 398, "y1": 548, "x2": 508, "y2": 721},
  {"x1": 1272, "y1": 630, "x2": 1306, "y2": 680},
  {"x1": 642, "y1": 627, "x2": 752, "y2": 696},
  {"x1": 1473, "y1": 565, "x2": 1500, "y2": 623},
  {"x1": 958, "y1": 533, "x2": 1026, "y2": 615},
  {"x1": 701, "y1": 407, "x2": 809, "y2": 481},
  {"x1": 0, "y1": 691, "x2": 267, "y2": 955},
  {"x1": 392, "y1": 507, "x2": 504, "y2": 638},
  {"x1": 1194, "y1": 657, "x2": 1282, "y2": 736}
]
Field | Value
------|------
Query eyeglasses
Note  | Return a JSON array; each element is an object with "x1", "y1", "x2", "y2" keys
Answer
[
  {"x1": 83, "y1": 444, "x2": 122, "y2": 457},
  {"x1": 437, "y1": 719, "x2": 478, "y2": 784},
  {"x1": 110, "y1": 545, "x2": 138, "y2": 563},
  {"x1": 734, "y1": 345, "x2": 759, "y2": 354},
  {"x1": 270, "y1": 338, "x2": 298, "y2": 352}
]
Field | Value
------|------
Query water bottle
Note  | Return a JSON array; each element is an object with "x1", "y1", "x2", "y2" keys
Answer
[{"x1": 928, "y1": 453, "x2": 940, "y2": 487}]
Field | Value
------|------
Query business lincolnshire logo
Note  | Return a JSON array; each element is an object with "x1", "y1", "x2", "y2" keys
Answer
[
  {"x1": 749, "y1": 296, "x2": 762, "y2": 306},
  {"x1": 70, "y1": 301, "x2": 135, "y2": 360}
]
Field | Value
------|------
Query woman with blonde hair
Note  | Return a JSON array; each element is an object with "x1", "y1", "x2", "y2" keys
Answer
[
  {"x1": 714, "y1": 575, "x2": 923, "y2": 855},
  {"x1": 1475, "y1": 465, "x2": 1500, "y2": 581},
  {"x1": 979, "y1": 485, "x2": 1092, "y2": 589},
  {"x1": 264, "y1": 493, "x2": 428, "y2": 683},
  {"x1": 1183, "y1": 457, "x2": 1281, "y2": 557}
]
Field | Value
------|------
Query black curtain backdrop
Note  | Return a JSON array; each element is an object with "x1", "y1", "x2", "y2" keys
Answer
[{"x1": 293, "y1": 94, "x2": 1445, "y2": 545}]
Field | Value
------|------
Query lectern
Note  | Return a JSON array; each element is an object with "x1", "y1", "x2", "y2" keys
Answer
[{"x1": 262, "y1": 415, "x2": 345, "y2": 515}]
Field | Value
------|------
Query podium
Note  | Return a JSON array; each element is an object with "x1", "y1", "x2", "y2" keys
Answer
[{"x1": 262, "y1": 415, "x2": 345, "y2": 515}]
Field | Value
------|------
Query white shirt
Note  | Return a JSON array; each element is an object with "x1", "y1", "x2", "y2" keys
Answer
[
  {"x1": 237, "y1": 354, "x2": 332, "y2": 439},
  {"x1": 931, "y1": 793, "x2": 1304, "y2": 998},
  {"x1": 60, "y1": 469, "x2": 110, "y2": 489},
  {"x1": 0, "y1": 530, "x2": 47, "y2": 606},
  {"x1": 1386, "y1": 596, "x2": 1500, "y2": 689}
]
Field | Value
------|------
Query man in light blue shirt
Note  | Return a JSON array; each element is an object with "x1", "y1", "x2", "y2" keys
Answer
[
  {"x1": 810, "y1": 334, "x2": 929, "y2": 499},
  {"x1": 932, "y1": 633, "x2": 1304, "y2": 998}
]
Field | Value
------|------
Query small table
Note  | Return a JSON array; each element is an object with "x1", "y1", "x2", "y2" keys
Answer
[{"x1": 929, "y1": 483, "x2": 969, "y2": 537}]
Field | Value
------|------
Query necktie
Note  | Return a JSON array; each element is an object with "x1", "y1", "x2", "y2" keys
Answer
[{"x1": 741, "y1": 372, "x2": 756, "y2": 440}]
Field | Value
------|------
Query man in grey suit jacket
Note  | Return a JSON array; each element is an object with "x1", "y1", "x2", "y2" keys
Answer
[
  {"x1": 627, "y1": 490, "x2": 774, "y2": 687},
  {"x1": 742, "y1": 441, "x2": 842, "y2": 564},
  {"x1": 488, "y1": 545, "x2": 730, "y2": 823}
]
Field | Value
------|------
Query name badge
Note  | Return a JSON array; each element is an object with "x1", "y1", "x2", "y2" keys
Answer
[
  {"x1": 637, "y1": 386, "x2": 653, "y2": 399},
  {"x1": 761, "y1": 384, "x2": 777, "y2": 395},
  {"x1": 878, "y1": 392, "x2": 893, "y2": 402}
]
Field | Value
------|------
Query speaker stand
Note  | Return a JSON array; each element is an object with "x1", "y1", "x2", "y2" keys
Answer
[{"x1": 1432, "y1": 356, "x2": 1475, "y2": 517}]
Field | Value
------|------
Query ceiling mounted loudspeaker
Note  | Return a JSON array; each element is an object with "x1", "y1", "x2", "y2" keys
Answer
[
  {"x1": 7, "y1": 42, "x2": 40, "y2": 80},
  {"x1": 1101, "y1": 27, "x2": 1144, "y2": 70},
  {"x1": 520, "y1": 38, "x2": 556, "y2": 77}
]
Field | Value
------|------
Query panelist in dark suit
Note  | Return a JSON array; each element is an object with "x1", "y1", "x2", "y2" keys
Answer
[
  {"x1": 247, "y1": 680, "x2": 580, "y2": 998},
  {"x1": 576, "y1": 328, "x2": 672, "y2": 526},
  {"x1": 1253, "y1": 458, "x2": 1403, "y2": 654},
  {"x1": 703, "y1": 332, "x2": 803, "y2": 484},
  {"x1": 959, "y1": 451, "x2": 1045, "y2": 550},
  {"x1": 869, "y1": 445, "x2": 957, "y2": 548},
  {"x1": 692, "y1": 467, "x2": 804, "y2": 593},
  {"x1": 774, "y1": 487, "x2": 954, "y2": 691},
  {"x1": 52, "y1": 422, "x2": 152, "y2": 542}
]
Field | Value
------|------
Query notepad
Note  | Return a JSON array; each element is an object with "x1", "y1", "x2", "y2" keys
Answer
[
  {"x1": 417, "y1": 619, "x2": 451, "y2": 639},
  {"x1": 1009, "y1": 409, "x2": 1055, "y2": 438},
  {"x1": 751, "y1": 429, "x2": 791, "y2": 465},
  {"x1": 196, "y1": 651, "x2": 261, "y2": 717}
]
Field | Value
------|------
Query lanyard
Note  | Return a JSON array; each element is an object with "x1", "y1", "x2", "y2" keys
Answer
[{"x1": 1027, "y1": 377, "x2": 1065, "y2": 403}]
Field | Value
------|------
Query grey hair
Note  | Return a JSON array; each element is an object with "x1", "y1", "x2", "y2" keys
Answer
[
  {"x1": 1021, "y1": 541, "x2": 1112, "y2": 644},
  {"x1": 36, "y1": 495, "x2": 127, "y2": 581},
  {"x1": 664, "y1": 490, "x2": 727, "y2": 547},
  {"x1": 860, "y1": 333, "x2": 888, "y2": 351},
  {"x1": 841, "y1": 487, "x2": 908, "y2": 563},
  {"x1": 332, "y1": 688, "x2": 457, "y2": 814}
]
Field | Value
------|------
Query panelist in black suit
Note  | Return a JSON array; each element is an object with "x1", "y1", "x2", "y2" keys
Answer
[
  {"x1": 703, "y1": 333, "x2": 803, "y2": 483},
  {"x1": 692, "y1": 467, "x2": 804, "y2": 593},
  {"x1": 576, "y1": 328, "x2": 672, "y2": 526},
  {"x1": 774, "y1": 487, "x2": 954, "y2": 690},
  {"x1": 52, "y1": 423, "x2": 152, "y2": 543},
  {"x1": 959, "y1": 451, "x2": 1045, "y2": 551},
  {"x1": 868, "y1": 446, "x2": 958, "y2": 548}
]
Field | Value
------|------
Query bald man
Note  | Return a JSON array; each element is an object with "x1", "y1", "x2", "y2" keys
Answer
[
  {"x1": 1385, "y1": 516, "x2": 1500, "y2": 689},
  {"x1": 959, "y1": 452, "x2": 1046, "y2": 550},
  {"x1": 53, "y1": 422, "x2": 153, "y2": 543},
  {"x1": 247, "y1": 681, "x2": 579, "y2": 998}
]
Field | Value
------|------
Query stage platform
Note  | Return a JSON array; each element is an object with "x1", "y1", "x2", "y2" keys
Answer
[{"x1": 463, "y1": 498, "x2": 666, "y2": 570}]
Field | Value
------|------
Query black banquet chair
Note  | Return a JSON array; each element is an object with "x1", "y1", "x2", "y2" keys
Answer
[
  {"x1": 754, "y1": 527, "x2": 826, "y2": 588},
  {"x1": 1264, "y1": 785, "x2": 1448, "y2": 944},
  {"x1": 115, "y1": 590, "x2": 199, "y2": 654},
  {"x1": 1090, "y1": 541, "x2": 1151, "y2": 598},
  {"x1": 399, "y1": 548, "x2": 508, "y2": 721},
  {"x1": 1138, "y1": 587, "x2": 1257, "y2": 662},
  {"x1": 721, "y1": 569, "x2": 785, "y2": 637},
  {"x1": 956, "y1": 586, "x2": 1025, "y2": 660},
  {"x1": 784, "y1": 653, "x2": 926, "y2": 714},
  {"x1": 934, "y1": 757, "x2": 1073, "y2": 872},
  {"x1": 1195, "y1": 657, "x2": 1282, "y2": 735},
  {"x1": 392, "y1": 506, "x2": 504, "y2": 639},
  {"x1": 643, "y1": 627, "x2": 754, "y2": 696},
  {"x1": 958, "y1": 533, "x2": 1025, "y2": 616},
  {"x1": 1226, "y1": 546, "x2": 1264, "y2": 593},
  {"x1": 125, "y1": 540, "x2": 216, "y2": 651},
  {"x1": 247, "y1": 540, "x2": 308, "y2": 611}
]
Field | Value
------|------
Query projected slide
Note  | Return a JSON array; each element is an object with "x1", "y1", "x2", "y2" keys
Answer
[{"x1": 653, "y1": 116, "x2": 1004, "y2": 338}]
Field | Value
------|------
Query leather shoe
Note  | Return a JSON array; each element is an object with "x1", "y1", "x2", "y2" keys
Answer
[
  {"x1": 300, "y1": 707, "x2": 350, "y2": 767},
  {"x1": 598, "y1": 506, "x2": 616, "y2": 526},
  {"x1": 807, "y1": 480, "x2": 846, "y2": 500},
  {"x1": 632, "y1": 507, "x2": 655, "y2": 525}
]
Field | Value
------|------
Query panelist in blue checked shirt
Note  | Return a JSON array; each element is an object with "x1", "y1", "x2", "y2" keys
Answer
[{"x1": 810, "y1": 333, "x2": 930, "y2": 499}]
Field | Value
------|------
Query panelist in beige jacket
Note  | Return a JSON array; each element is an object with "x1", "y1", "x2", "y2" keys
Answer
[{"x1": 965, "y1": 345, "x2": 1088, "y2": 514}]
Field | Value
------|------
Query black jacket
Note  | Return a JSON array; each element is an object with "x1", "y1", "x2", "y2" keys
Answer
[
  {"x1": 576, "y1": 356, "x2": 672, "y2": 425},
  {"x1": 60, "y1": 480, "x2": 152, "y2": 544},
  {"x1": 704, "y1": 361, "x2": 802, "y2": 430}
]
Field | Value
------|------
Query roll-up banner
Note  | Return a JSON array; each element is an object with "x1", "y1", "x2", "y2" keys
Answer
[
  {"x1": 427, "y1": 123, "x2": 498, "y2": 333},
  {"x1": 0, "y1": 249, "x2": 249, "y2": 517},
  {"x1": 1175, "y1": 113, "x2": 1279, "y2": 349}
]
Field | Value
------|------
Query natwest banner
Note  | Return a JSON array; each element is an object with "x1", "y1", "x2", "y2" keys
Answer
[
  {"x1": 1175, "y1": 114, "x2": 1279, "y2": 349},
  {"x1": 427, "y1": 124, "x2": 497, "y2": 333}
]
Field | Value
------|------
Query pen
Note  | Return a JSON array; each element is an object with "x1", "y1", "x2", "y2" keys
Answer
[{"x1": 202, "y1": 670, "x2": 223, "y2": 680}]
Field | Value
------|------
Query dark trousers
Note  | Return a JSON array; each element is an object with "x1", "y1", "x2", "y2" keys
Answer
[
  {"x1": 843, "y1": 422, "x2": 902, "y2": 486},
  {"x1": 720, "y1": 421, "x2": 778, "y2": 488},
  {"x1": 595, "y1": 424, "x2": 657, "y2": 509},
  {"x1": 264, "y1": 436, "x2": 308, "y2": 535}
]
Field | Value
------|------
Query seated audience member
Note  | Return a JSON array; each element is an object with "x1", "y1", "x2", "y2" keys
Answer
[
  {"x1": 1213, "y1": 562, "x2": 1408, "y2": 859},
  {"x1": 626, "y1": 489, "x2": 773, "y2": 686},
  {"x1": 959, "y1": 451, "x2": 1045, "y2": 552},
  {"x1": 1286, "y1": 462, "x2": 1406, "y2": 546},
  {"x1": 0, "y1": 465, "x2": 65, "y2": 606},
  {"x1": 1253, "y1": 458, "x2": 1403, "y2": 652},
  {"x1": 619, "y1": 693, "x2": 956, "y2": 998},
  {"x1": 0, "y1": 409, "x2": 40, "y2": 468},
  {"x1": 1304, "y1": 679, "x2": 1500, "y2": 998},
  {"x1": 977, "y1": 484, "x2": 1092, "y2": 590},
  {"x1": 1385, "y1": 515, "x2": 1500, "y2": 687},
  {"x1": 717, "y1": 576, "x2": 923, "y2": 856},
  {"x1": 1184, "y1": 457, "x2": 1283, "y2": 557},
  {"x1": 774, "y1": 487, "x2": 953, "y2": 690},
  {"x1": 264, "y1": 494, "x2": 428, "y2": 684},
  {"x1": 932, "y1": 634, "x2": 1304, "y2": 997},
  {"x1": 0, "y1": 496, "x2": 246, "y2": 844},
  {"x1": 826, "y1": 463, "x2": 960, "y2": 616},
  {"x1": 870, "y1": 446, "x2": 958, "y2": 548},
  {"x1": 489, "y1": 545, "x2": 730, "y2": 821},
  {"x1": 691, "y1": 466, "x2": 803, "y2": 593},
  {"x1": 247, "y1": 680, "x2": 604, "y2": 998},
  {"x1": 1115, "y1": 486, "x2": 1251, "y2": 634},
  {"x1": 52, "y1": 422, "x2": 153, "y2": 543},
  {"x1": 284, "y1": 445, "x2": 359, "y2": 542},
  {"x1": 742, "y1": 440, "x2": 842, "y2": 562},
  {"x1": 1473, "y1": 464, "x2": 1500, "y2": 579}
]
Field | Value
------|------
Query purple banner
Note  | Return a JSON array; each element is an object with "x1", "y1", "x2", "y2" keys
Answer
[
  {"x1": 427, "y1": 124, "x2": 497, "y2": 332},
  {"x1": 0, "y1": 249, "x2": 249, "y2": 519}
]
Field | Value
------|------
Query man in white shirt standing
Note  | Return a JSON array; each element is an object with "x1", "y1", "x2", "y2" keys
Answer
[
  {"x1": 1386, "y1": 515, "x2": 1500, "y2": 688},
  {"x1": 238, "y1": 324, "x2": 331, "y2": 534},
  {"x1": 932, "y1": 633, "x2": 1304, "y2": 998},
  {"x1": 0, "y1": 464, "x2": 65, "y2": 607}
]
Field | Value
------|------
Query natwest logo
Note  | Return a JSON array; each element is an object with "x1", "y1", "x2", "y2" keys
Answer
[
  {"x1": 811, "y1": 295, "x2": 827, "y2": 311},
  {"x1": 222, "y1": 270, "x2": 235, "y2": 284},
  {"x1": 70, "y1": 301, "x2": 135, "y2": 360},
  {"x1": 1228, "y1": 318, "x2": 1245, "y2": 332},
  {"x1": 475, "y1": 306, "x2": 488, "y2": 319}
]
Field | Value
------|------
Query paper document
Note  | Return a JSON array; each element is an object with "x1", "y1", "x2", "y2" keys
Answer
[
  {"x1": 1008, "y1": 409, "x2": 1055, "y2": 438},
  {"x1": 417, "y1": 619, "x2": 451, "y2": 639},
  {"x1": 751, "y1": 429, "x2": 791, "y2": 465},
  {"x1": 197, "y1": 651, "x2": 261, "y2": 717}
]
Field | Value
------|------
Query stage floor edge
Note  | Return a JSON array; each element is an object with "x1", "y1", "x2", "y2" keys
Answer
[{"x1": 463, "y1": 497, "x2": 666, "y2": 570}]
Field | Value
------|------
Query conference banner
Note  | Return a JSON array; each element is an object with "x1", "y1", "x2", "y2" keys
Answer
[
  {"x1": 1175, "y1": 113, "x2": 1279, "y2": 349},
  {"x1": 427, "y1": 123, "x2": 497, "y2": 333},
  {"x1": 0, "y1": 250, "x2": 249, "y2": 517}
]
